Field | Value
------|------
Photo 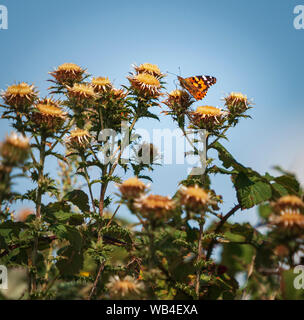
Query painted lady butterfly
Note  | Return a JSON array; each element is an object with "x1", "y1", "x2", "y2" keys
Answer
[{"x1": 178, "y1": 75, "x2": 217, "y2": 101}]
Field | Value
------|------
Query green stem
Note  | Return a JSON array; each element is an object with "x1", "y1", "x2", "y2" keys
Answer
[
  {"x1": 30, "y1": 134, "x2": 46, "y2": 296},
  {"x1": 195, "y1": 216, "x2": 205, "y2": 299},
  {"x1": 81, "y1": 153, "x2": 96, "y2": 213},
  {"x1": 99, "y1": 116, "x2": 138, "y2": 217}
]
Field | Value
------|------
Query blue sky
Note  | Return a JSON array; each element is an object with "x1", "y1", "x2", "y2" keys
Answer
[{"x1": 0, "y1": 0, "x2": 303, "y2": 226}]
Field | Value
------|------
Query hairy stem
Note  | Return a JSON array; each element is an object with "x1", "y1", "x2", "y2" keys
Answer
[{"x1": 206, "y1": 204, "x2": 241, "y2": 260}]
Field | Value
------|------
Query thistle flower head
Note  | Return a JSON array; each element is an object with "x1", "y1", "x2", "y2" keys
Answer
[
  {"x1": 32, "y1": 98, "x2": 66, "y2": 130},
  {"x1": 190, "y1": 106, "x2": 226, "y2": 130},
  {"x1": 15, "y1": 208, "x2": 35, "y2": 222},
  {"x1": 270, "y1": 209, "x2": 304, "y2": 230},
  {"x1": 273, "y1": 195, "x2": 304, "y2": 213},
  {"x1": 134, "y1": 194, "x2": 175, "y2": 220},
  {"x1": 91, "y1": 77, "x2": 113, "y2": 93},
  {"x1": 133, "y1": 63, "x2": 165, "y2": 78},
  {"x1": 274, "y1": 245, "x2": 289, "y2": 258},
  {"x1": 2, "y1": 82, "x2": 38, "y2": 108},
  {"x1": 106, "y1": 275, "x2": 144, "y2": 298},
  {"x1": 118, "y1": 177, "x2": 148, "y2": 199},
  {"x1": 127, "y1": 73, "x2": 161, "y2": 98},
  {"x1": 0, "y1": 132, "x2": 30, "y2": 165},
  {"x1": 224, "y1": 92, "x2": 250, "y2": 114},
  {"x1": 179, "y1": 185, "x2": 214, "y2": 212},
  {"x1": 66, "y1": 128, "x2": 91, "y2": 149},
  {"x1": 67, "y1": 83, "x2": 96, "y2": 102},
  {"x1": 110, "y1": 87, "x2": 128, "y2": 100},
  {"x1": 49, "y1": 63, "x2": 85, "y2": 84},
  {"x1": 163, "y1": 89, "x2": 193, "y2": 113}
]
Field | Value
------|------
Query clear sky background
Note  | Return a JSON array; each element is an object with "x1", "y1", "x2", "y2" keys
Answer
[{"x1": 0, "y1": 0, "x2": 303, "y2": 227}]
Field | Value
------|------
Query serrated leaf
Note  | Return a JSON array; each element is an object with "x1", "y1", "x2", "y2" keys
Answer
[
  {"x1": 56, "y1": 246, "x2": 84, "y2": 276},
  {"x1": 52, "y1": 224, "x2": 82, "y2": 250},
  {"x1": 63, "y1": 190, "x2": 90, "y2": 213},
  {"x1": 274, "y1": 175, "x2": 300, "y2": 195},
  {"x1": 235, "y1": 173, "x2": 272, "y2": 209},
  {"x1": 211, "y1": 142, "x2": 245, "y2": 171}
]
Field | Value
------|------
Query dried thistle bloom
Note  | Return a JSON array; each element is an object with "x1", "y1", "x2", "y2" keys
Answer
[
  {"x1": 15, "y1": 208, "x2": 35, "y2": 222},
  {"x1": 273, "y1": 195, "x2": 304, "y2": 213},
  {"x1": 49, "y1": 63, "x2": 85, "y2": 84},
  {"x1": 163, "y1": 89, "x2": 194, "y2": 113},
  {"x1": 190, "y1": 106, "x2": 226, "y2": 130},
  {"x1": 2, "y1": 82, "x2": 38, "y2": 108},
  {"x1": 269, "y1": 209, "x2": 304, "y2": 230},
  {"x1": 32, "y1": 98, "x2": 66, "y2": 130},
  {"x1": 127, "y1": 73, "x2": 161, "y2": 98},
  {"x1": 179, "y1": 185, "x2": 214, "y2": 212},
  {"x1": 67, "y1": 83, "x2": 97, "y2": 102},
  {"x1": 110, "y1": 87, "x2": 128, "y2": 100},
  {"x1": 0, "y1": 132, "x2": 30, "y2": 164},
  {"x1": 118, "y1": 177, "x2": 148, "y2": 199},
  {"x1": 133, "y1": 142, "x2": 160, "y2": 165},
  {"x1": 133, "y1": 63, "x2": 165, "y2": 78},
  {"x1": 134, "y1": 194, "x2": 175, "y2": 219},
  {"x1": 274, "y1": 245, "x2": 289, "y2": 258},
  {"x1": 91, "y1": 77, "x2": 113, "y2": 93},
  {"x1": 66, "y1": 128, "x2": 91, "y2": 149},
  {"x1": 224, "y1": 92, "x2": 250, "y2": 114},
  {"x1": 106, "y1": 275, "x2": 144, "y2": 298}
]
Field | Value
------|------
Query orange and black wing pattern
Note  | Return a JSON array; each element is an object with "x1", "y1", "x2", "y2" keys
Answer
[{"x1": 178, "y1": 75, "x2": 217, "y2": 101}]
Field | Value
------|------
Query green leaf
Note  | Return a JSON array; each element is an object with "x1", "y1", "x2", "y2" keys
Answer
[
  {"x1": 211, "y1": 142, "x2": 245, "y2": 171},
  {"x1": 221, "y1": 243, "x2": 255, "y2": 276},
  {"x1": 271, "y1": 182, "x2": 289, "y2": 198},
  {"x1": 56, "y1": 246, "x2": 84, "y2": 276},
  {"x1": 52, "y1": 224, "x2": 83, "y2": 250},
  {"x1": 274, "y1": 175, "x2": 300, "y2": 195},
  {"x1": 234, "y1": 173, "x2": 272, "y2": 209},
  {"x1": 63, "y1": 190, "x2": 90, "y2": 213},
  {"x1": 258, "y1": 204, "x2": 272, "y2": 220}
]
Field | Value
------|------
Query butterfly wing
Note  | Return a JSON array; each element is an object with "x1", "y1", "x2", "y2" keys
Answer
[{"x1": 178, "y1": 75, "x2": 217, "y2": 101}]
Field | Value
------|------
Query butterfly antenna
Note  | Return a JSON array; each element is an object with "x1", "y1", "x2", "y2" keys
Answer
[
  {"x1": 178, "y1": 66, "x2": 181, "y2": 77},
  {"x1": 166, "y1": 71, "x2": 179, "y2": 77}
]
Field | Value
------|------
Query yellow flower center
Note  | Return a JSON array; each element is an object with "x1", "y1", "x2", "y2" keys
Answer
[
  {"x1": 6, "y1": 83, "x2": 34, "y2": 96},
  {"x1": 169, "y1": 90, "x2": 183, "y2": 97},
  {"x1": 279, "y1": 211, "x2": 304, "y2": 224},
  {"x1": 229, "y1": 92, "x2": 247, "y2": 100},
  {"x1": 57, "y1": 63, "x2": 82, "y2": 72},
  {"x1": 92, "y1": 77, "x2": 111, "y2": 86},
  {"x1": 122, "y1": 177, "x2": 145, "y2": 188},
  {"x1": 70, "y1": 83, "x2": 95, "y2": 96},
  {"x1": 138, "y1": 63, "x2": 161, "y2": 74},
  {"x1": 135, "y1": 73, "x2": 160, "y2": 86},
  {"x1": 141, "y1": 195, "x2": 174, "y2": 210},
  {"x1": 195, "y1": 106, "x2": 222, "y2": 116},
  {"x1": 182, "y1": 186, "x2": 210, "y2": 201},
  {"x1": 6, "y1": 132, "x2": 30, "y2": 149},
  {"x1": 36, "y1": 103, "x2": 64, "y2": 117},
  {"x1": 70, "y1": 128, "x2": 90, "y2": 138},
  {"x1": 277, "y1": 195, "x2": 304, "y2": 208}
]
